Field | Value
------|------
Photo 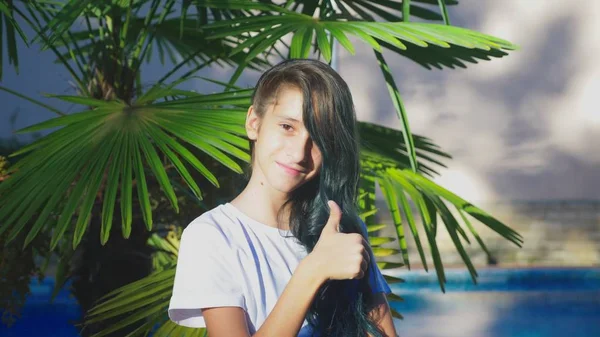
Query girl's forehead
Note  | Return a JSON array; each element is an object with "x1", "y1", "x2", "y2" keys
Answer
[
  {"x1": 270, "y1": 87, "x2": 304, "y2": 121},
  {"x1": 274, "y1": 85, "x2": 303, "y2": 104}
]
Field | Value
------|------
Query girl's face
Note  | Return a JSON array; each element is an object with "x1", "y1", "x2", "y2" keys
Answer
[{"x1": 246, "y1": 86, "x2": 323, "y2": 195}]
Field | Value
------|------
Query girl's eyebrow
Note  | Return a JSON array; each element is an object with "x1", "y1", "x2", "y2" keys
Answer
[{"x1": 279, "y1": 116, "x2": 301, "y2": 123}]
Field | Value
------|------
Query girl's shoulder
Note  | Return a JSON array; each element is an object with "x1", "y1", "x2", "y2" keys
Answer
[
  {"x1": 182, "y1": 204, "x2": 241, "y2": 244},
  {"x1": 182, "y1": 203, "x2": 298, "y2": 251}
]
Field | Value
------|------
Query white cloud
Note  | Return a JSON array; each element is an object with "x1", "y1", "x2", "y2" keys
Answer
[
  {"x1": 546, "y1": 66, "x2": 600, "y2": 163},
  {"x1": 433, "y1": 165, "x2": 497, "y2": 202},
  {"x1": 469, "y1": 0, "x2": 575, "y2": 80},
  {"x1": 337, "y1": 0, "x2": 600, "y2": 201}
]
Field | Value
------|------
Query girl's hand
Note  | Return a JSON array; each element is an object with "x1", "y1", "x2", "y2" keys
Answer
[{"x1": 309, "y1": 200, "x2": 371, "y2": 282}]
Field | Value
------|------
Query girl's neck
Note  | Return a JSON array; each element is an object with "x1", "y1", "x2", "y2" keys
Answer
[{"x1": 229, "y1": 172, "x2": 291, "y2": 231}]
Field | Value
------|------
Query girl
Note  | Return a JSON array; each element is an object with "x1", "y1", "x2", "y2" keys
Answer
[{"x1": 168, "y1": 59, "x2": 397, "y2": 337}]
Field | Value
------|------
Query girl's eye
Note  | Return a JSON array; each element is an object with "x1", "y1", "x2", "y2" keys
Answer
[{"x1": 280, "y1": 124, "x2": 293, "y2": 131}]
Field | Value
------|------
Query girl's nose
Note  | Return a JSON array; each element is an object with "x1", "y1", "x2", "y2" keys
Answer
[{"x1": 286, "y1": 134, "x2": 313, "y2": 164}]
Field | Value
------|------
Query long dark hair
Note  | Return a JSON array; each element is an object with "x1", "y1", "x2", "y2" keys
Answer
[{"x1": 250, "y1": 59, "x2": 385, "y2": 337}]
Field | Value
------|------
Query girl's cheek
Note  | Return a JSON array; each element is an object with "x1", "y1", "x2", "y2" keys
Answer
[{"x1": 260, "y1": 128, "x2": 277, "y2": 145}]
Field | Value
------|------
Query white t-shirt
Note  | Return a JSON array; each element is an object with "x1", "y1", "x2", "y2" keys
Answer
[{"x1": 168, "y1": 203, "x2": 391, "y2": 336}]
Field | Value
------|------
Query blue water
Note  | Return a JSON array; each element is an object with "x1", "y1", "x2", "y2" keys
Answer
[
  {"x1": 1, "y1": 279, "x2": 81, "y2": 337},
  {"x1": 1, "y1": 268, "x2": 599, "y2": 336},
  {"x1": 390, "y1": 268, "x2": 600, "y2": 337}
]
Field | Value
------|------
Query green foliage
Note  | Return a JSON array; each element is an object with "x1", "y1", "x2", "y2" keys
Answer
[
  {"x1": 0, "y1": 156, "x2": 51, "y2": 328},
  {"x1": 0, "y1": 0, "x2": 29, "y2": 80},
  {"x1": 0, "y1": 0, "x2": 523, "y2": 335},
  {"x1": 84, "y1": 230, "x2": 206, "y2": 337},
  {"x1": 0, "y1": 155, "x2": 8, "y2": 177},
  {"x1": 0, "y1": 89, "x2": 251, "y2": 250}
]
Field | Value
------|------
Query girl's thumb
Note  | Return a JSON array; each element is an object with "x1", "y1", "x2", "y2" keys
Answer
[{"x1": 323, "y1": 200, "x2": 341, "y2": 234}]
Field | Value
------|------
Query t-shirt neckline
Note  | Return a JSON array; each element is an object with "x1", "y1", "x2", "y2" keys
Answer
[{"x1": 223, "y1": 203, "x2": 293, "y2": 236}]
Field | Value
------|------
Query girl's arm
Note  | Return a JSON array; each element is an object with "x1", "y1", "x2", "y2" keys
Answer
[
  {"x1": 202, "y1": 254, "x2": 325, "y2": 337},
  {"x1": 203, "y1": 201, "x2": 371, "y2": 337}
]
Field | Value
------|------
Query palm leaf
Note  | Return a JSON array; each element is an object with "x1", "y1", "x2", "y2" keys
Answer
[
  {"x1": 374, "y1": 50, "x2": 418, "y2": 173},
  {"x1": 436, "y1": 0, "x2": 452, "y2": 25},
  {"x1": 378, "y1": 176, "x2": 410, "y2": 267},
  {"x1": 84, "y1": 233, "x2": 203, "y2": 337},
  {"x1": 35, "y1": 0, "x2": 95, "y2": 47},
  {"x1": 195, "y1": 3, "x2": 517, "y2": 142},
  {"x1": 358, "y1": 120, "x2": 521, "y2": 291},
  {"x1": 0, "y1": 86, "x2": 252, "y2": 249},
  {"x1": 194, "y1": 3, "x2": 515, "y2": 77},
  {"x1": 336, "y1": 0, "x2": 456, "y2": 22},
  {"x1": 38, "y1": 3, "x2": 269, "y2": 96},
  {"x1": 196, "y1": 5, "x2": 517, "y2": 60},
  {"x1": 358, "y1": 122, "x2": 450, "y2": 178},
  {"x1": 369, "y1": 167, "x2": 523, "y2": 292},
  {"x1": 0, "y1": 84, "x2": 65, "y2": 116},
  {"x1": 382, "y1": 39, "x2": 512, "y2": 70},
  {"x1": 0, "y1": 0, "x2": 29, "y2": 80}
]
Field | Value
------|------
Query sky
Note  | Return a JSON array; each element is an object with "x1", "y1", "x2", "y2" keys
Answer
[{"x1": 1, "y1": 0, "x2": 598, "y2": 203}]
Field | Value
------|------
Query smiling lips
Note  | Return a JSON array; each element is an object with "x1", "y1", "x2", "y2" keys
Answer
[{"x1": 276, "y1": 162, "x2": 305, "y2": 176}]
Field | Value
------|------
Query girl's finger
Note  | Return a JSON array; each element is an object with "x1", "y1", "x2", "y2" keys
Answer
[
  {"x1": 361, "y1": 238, "x2": 371, "y2": 265},
  {"x1": 360, "y1": 257, "x2": 368, "y2": 273}
]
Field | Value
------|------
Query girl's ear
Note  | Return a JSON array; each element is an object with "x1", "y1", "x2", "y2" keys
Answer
[{"x1": 246, "y1": 105, "x2": 260, "y2": 141}]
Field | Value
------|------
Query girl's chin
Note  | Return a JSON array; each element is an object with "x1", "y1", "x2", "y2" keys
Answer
[{"x1": 270, "y1": 179, "x2": 306, "y2": 194}]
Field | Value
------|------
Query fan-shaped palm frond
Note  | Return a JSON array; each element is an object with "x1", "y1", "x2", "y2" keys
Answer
[
  {"x1": 36, "y1": 0, "x2": 249, "y2": 48},
  {"x1": 0, "y1": 86, "x2": 252, "y2": 250},
  {"x1": 193, "y1": 0, "x2": 516, "y2": 175},
  {"x1": 193, "y1": 0, "x2": 516, "y2": 65},
  {"x1": 360, "y1": 167, "x2": 523, "y2": 293},
  {"x1": 358, "y1": 122, "x2": 451, "y2": 178},
  {"x1": 357, "y1": 121, "x2": 522, "y2": 292},
  {"x1": 324, "y1": 0, "x2": 458, "y2": 23},
  {"x1": 21, "y1": 0, "x2": 268, "y2": 102},
  {"x1": 382, "y1": 39, "x2": 511, "y2": 70},
  {"x1": 0, "y1": 0, "x2": 30, "y2": 80},
  {"x1": 50, "y1": 16, "x2": 269, "y2": 96},
  {"x1": 83, "y1": 231, "x2": 203, "y2": 337}
]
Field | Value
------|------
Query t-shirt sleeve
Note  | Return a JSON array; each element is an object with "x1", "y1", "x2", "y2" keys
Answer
[
  {"x1": 168, "y1": 220, "x2": 245, "y2": 328},
  {"x1": 358, "y1": 218, "x2": 392, "y2": 295}
]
